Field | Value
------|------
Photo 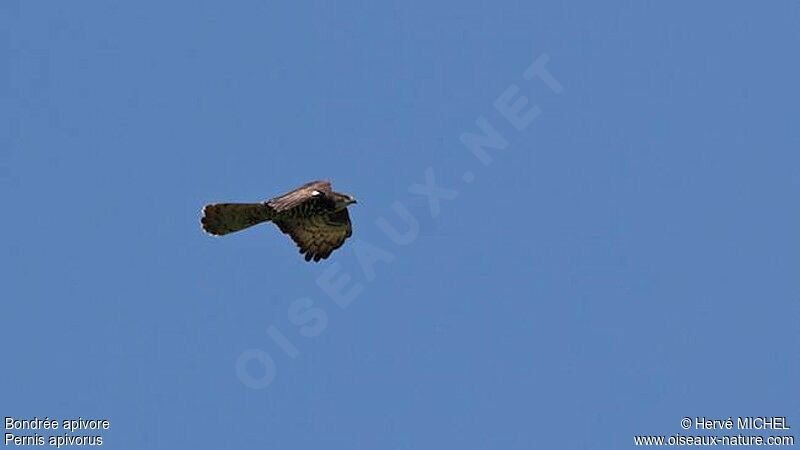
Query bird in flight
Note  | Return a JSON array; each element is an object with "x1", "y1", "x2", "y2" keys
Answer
[{"x1": 201, "y1": 180, "x2": 357, "y2": 262}]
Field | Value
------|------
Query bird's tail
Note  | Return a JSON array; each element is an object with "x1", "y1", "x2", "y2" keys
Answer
[{"x1": 201, "y1": 203, "x2": 274, "y2": 236}]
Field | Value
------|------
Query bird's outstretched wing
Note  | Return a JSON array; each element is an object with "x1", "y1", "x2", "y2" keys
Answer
[
  {"x1": 273, "y1": 209, "x2": 352, "y2": 262},
  {"x1": 267, "y1": 180, "x2": 332, "y2": 212}
]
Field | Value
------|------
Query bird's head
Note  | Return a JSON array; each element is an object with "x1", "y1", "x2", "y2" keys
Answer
[{"x1": 332, "y1": 192, "x2": 358, "y2": 210}]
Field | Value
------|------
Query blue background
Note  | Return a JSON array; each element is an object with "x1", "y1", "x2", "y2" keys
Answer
[{"x1": 2, "y1": 1, "x2": 798, "y2": 448}]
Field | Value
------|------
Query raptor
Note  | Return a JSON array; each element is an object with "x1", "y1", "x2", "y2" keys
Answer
[{"x1": 201, "y1": 180, "x2": 357, "y2": 262}]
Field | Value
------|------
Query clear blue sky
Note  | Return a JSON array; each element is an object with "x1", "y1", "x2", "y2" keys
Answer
[{"x1": 2, "y1": 1, "x2": 799, "y2": 448}]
